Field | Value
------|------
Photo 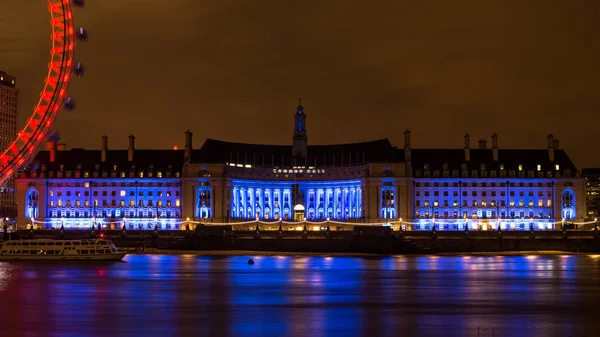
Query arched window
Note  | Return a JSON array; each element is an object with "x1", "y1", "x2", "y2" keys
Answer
[
  {"x1": 25, "y1": 190, "x2": 39, "y2": 219},
  {"x1": 561, "y1": 189, "x2": 576, "y2": 220}
]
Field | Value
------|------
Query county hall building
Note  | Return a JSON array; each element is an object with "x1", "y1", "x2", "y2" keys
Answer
[{"x1": 15, "y1": 103, "x2": 586, "y2": 231}]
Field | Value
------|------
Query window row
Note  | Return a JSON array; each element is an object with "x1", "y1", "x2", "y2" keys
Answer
[
  {"x1": 49, "y1": 190, "x2": 180, "y2": 197},
  {"x1": 47, "y1": 182, "x2": 180, "y2": 188},
  {"x1": 416, "y1": 190, "x2": 552, "y2": 197},
  {"x1": 48, "y1": 209, "x2": 180, "y2": 218},
  {"x1": 414, "y1": 210, "x2": 552, "y2": 219},
  {"x1": 415, "y1": 182, "x2": 553, "y2": 188},
  {"x1": 416, "y1": 199, "x2": 553, "y2": 207},
  {"x1": 49, "y1": 199, "x2": 181, "y2": 207}
]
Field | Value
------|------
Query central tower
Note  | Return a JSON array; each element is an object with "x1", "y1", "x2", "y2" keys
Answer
[{"x1": 292, "y1": 99, "x2": 307, "y2": 163}]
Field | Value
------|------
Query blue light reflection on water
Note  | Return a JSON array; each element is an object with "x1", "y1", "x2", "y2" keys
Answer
[{"x1": 0, "y1": 255, "x2": 598, "y2": 337}]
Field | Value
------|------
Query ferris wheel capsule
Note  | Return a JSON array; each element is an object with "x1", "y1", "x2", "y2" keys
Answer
[
  {"x1": 74, "y1": 62, "x2": 84, "y2": 77},
  {"x1": 76, "y1": 27, "x2": 88, "y2": 41},
  {"x1": 64, "y1": 97, "x2": 76, "y2": 110}
]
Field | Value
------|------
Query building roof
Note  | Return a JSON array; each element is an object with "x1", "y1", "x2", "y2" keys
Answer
[
  {"x1": 25, "y1": 149, "x2": 185, "y2": 175},
  {"x1": 21, "y1": 140, "x2": 580, "y2": 179},
  {"x1": 406, "y1": 148, "x2": 579, "y2": 176},
  {"x1": 192, "y1": 138, "x2": 403, "y2": 166}
]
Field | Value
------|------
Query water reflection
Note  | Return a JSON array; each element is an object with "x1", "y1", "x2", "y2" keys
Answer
[{"x1": 0, "y1": 255, "x2": 597, "y2": 337}]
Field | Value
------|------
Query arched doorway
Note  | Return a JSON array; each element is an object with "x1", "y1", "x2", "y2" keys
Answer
[{"x1": 293, "y1": 204, "x2": 305, "y2": 222}]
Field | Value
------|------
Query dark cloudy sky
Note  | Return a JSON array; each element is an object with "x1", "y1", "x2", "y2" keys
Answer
[{"x1": 1, "y1": 0, "x2": 599, "y2": 167}]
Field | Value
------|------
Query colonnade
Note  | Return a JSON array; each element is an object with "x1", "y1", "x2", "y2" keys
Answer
[
  {"x1": 231, "y1": 187, "x2": 292, "y2": 220},
  {"x1": 304, "y1": 187, "x2": 362, "y2": 220}
]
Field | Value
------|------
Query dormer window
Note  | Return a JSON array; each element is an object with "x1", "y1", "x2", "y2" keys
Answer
[
  {"x1": 113, "y1": 165, "x2": 117, "y2": 171},
  {"x1": 499, "y1": 163, "x2": 505, "y2": 170},
  {"x1": 424, "y1": 163, "x2": 429, "y2": 170},
  {"x1": 537, "y1": 165, "x2": 541, "y2": 171},
  {"x1": 555, "y1": 164, "x2": 560, "y2": 171},
  {"x1": 139, "y1": 172, "x2": 144, "y2": 178},
  {"x1": 518, "y1": 165, "x2": 523, "y2": 171},
  {"x1": 480, "y1": 164, "x2": 485, "y2": 170},
  {"x1": 157, "y1": 172, "x2": 162, "y2": 178}
]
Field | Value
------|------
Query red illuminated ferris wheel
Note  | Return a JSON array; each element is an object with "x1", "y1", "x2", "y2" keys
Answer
[{"x1": 0, "y1": 0, "x2": 87, "y2": 186}]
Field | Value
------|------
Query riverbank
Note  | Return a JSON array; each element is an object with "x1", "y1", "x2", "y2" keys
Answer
[{"x1": 121, "y1": 248, "x2": 588, "y2": 257}]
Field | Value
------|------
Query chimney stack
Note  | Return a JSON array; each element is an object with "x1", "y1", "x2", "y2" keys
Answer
[
  {"x1": 48, "y1": 141, "x2": 56, "y2": 163},
  {"x1": 101, "y1": 135, "x2": 108, "y2": 162},
  {"x1": 478, "y1": 140, "x2": 487, "y2": 149},
  {"x1": 128, "y1": 135, "x2": 135, "y2": 162},
  {"x1": 57, "y1": 143, "x2": 66, "y2": 151},
  {"x1": 464, "y1": 133, "x2": 470, "y2": 161},
  {"x1": 547, "y1": 134, "x2": 555, "y2": 162},
  {"x1": 553, "y1": 139, "x2": 559, "y2": 150},
  {"x1": 491, "y1": 133, "x2": 498, "y2": 161},
  {"x1": 184, "y1": 130, "x2": 193, "y2": 163},
  {"x1": 403, "y1": 129, "x2": 411, "y2": 162}
]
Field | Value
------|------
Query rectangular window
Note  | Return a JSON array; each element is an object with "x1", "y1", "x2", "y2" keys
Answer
[
  {"x1": 555, "y1": 164, "x2": 560, "y2": 170},
  {"x1": 537, "y1": 165, "x2": 541, "y2": 171},
  {"x1": 120, "y1": 190, "x2": 126, "y2": 197},
  {"x1": 547, "y1": 200, "x2": 552, "y2": 207},
  {"x1": 518, "y1": 165, "x2": 523, "y2": 171}
]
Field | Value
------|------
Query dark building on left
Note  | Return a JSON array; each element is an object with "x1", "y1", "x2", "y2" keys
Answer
[{"x1": 0, "y1": 71, "x2": 18, "y2": 218}]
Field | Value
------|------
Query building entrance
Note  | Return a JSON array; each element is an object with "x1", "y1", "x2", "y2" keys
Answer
[{"x1": 293, "y1": 204, "x2": 305, "y2": 222}]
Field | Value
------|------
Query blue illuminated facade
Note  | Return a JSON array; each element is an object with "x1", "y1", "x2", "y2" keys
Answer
[
  {"x1": 23, "y1": 178, "x2": 183, "y2": 229},
  {"x1": 15, "y1": 104, "x2": 587, "y2": 231}
]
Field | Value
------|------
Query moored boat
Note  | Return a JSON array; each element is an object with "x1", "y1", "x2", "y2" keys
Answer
[{"x1": 0, "y1": 239, "x2": 127, "y2": 261}]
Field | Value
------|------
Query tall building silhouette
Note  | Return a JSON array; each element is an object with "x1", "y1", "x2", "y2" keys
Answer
[{"x1": 0, "y1": 71, "x2": 18, "y2": 218}]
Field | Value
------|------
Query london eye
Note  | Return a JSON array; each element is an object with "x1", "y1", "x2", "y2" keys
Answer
[{"x1": 0, "y1": 0, "x2": 85, "y2": 186}]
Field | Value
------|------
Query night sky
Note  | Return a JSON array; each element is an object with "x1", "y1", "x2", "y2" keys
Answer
[{"x1": 1, "y1": 0, "x2": 599, "y2": 167}]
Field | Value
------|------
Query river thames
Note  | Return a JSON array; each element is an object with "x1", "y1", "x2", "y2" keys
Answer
[{"x1": 0, "y1": 254, "x2": 598, "y2": 337}]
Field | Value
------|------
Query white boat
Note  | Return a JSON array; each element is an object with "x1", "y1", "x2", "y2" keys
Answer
[{"x1": 0, "y1": 239, "x2": 127, "y2": 261}]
